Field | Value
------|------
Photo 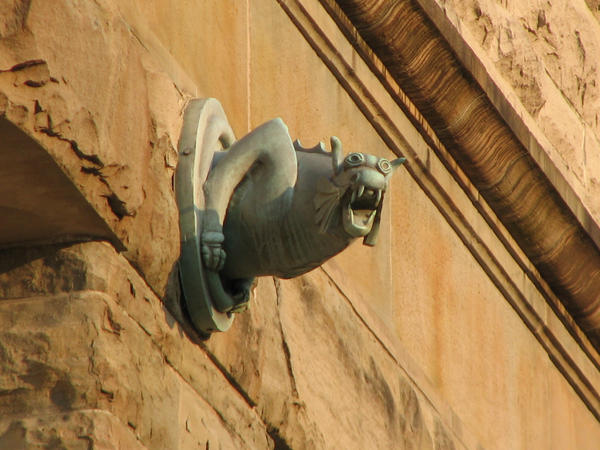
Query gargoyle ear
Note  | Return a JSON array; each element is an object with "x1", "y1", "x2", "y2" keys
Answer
[
  {"x1": 330, "y1": 136, "x2": 344, "y2": 174},
  {"x1": 390, "y1": 157, "x2": 407, "y2": 171}
]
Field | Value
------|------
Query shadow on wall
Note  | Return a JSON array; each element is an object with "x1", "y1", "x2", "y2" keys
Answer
[
  {"x1": 161, "y1": 259, "x2": 214, "y2": 343},
  {"x1": 0, "y1": 243, "x2": 89, "y2": 296}
]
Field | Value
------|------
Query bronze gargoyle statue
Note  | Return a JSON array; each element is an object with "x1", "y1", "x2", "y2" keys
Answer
[{"x1": 176, "y1": 99, "x2": 405, "y2": 333}]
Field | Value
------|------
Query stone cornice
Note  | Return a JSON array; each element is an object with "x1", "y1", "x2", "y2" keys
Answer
[
  {"x1": 278, "y1": 0, "x2": 600, "y2": 427},
  {"x1": 332, "y1": 0, "x2": 600, "y2": 344}
]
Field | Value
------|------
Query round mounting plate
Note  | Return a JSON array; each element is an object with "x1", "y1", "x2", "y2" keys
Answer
[{"x1": 176, "y1": 98, "x2": 236, "y2": 333}]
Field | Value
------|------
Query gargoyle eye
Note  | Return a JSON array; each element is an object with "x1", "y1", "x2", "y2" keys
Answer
[
  {"x1": 344, "y1": 152, "x2": 365, "y2": 167},
  {"x1": 377, "y1": 159, "x2": 392, "y2": 174}
]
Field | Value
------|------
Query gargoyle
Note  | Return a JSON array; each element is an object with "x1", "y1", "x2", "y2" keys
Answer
[{"x1": 201, "y1": 117, "x2": 405, "y2": 313}]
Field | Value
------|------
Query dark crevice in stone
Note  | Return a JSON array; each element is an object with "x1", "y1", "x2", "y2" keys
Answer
[
  {"x1": 68, "y1": 140, "x2": 103, "y2": 167},
  {"x1": 23, "y1": 79, "x2": 46, "y2": 88},
  {"x1": 198, "y1": 343, "x2": 257, "y2": 409},
  {"x1": 6, "y1": 59, "x2": 45, "y2": 72},
  {"x1": 273, "y1": 278, "x2": 300, "y2": 398},
  {"x1": 102, "y1": 193, "x2": 132, "y2": 220},
  {"x1": 81, "y1": 166, "x2": 103, "y2": 176},
  {"x1": 267, "y1": 426, "x2": 293, "y2": 450},
  {"x1": 36, "y1": 120, "x2": 104, "y2": 168}
]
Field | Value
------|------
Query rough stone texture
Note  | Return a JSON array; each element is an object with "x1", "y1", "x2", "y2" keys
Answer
[
  {"x1": 0, "y1": 243, "x2": 274, "y2": 449},
  {"x1": 0, "y1": 0, "x2": 186, "y2": 295},
  {"x1": 207, "y1": 274, "x2": 440, "y2": 450},
  {"x1": 0, "y1": 242, "x2": 462, "y2": 449},
  {"x1": 0, "y1": 411, "x2": 145, "y2": 450},
  {"x1": 433, "y1": 0, "x2": 600, "y2": 221}
]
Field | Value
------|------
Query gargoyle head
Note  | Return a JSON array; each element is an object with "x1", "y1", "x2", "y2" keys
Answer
[{"x1": 314, "y1": 136, "x2": 406, "y2": 246}]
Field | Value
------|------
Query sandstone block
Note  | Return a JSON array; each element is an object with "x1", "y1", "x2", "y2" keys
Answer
[
  {"x1": 0, "y1": 290, "x2": 272, "y2": 449},
  {"x1": 0, "y1": 411, "x2": 145, "y2": 450},
  {"x1": 0, "y1": 0, "x2": 185, "y2": 295}
]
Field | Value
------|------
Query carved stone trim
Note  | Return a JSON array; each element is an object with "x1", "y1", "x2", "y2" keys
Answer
[{"x1": 329, "y1": 0, "x2": 600, "y2": 341}]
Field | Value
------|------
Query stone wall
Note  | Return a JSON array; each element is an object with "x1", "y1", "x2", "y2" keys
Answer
[
  {"x1": 0, "y1": 242, "x2": 466, "y2": 449},
  {"x1": 0, "y1": 0, "x2": 599, "y2": 448}
]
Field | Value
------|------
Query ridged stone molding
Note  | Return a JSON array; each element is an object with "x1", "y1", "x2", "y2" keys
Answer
[{"x1": 334, "y1": 0, "x2": 600, "y2": 345}]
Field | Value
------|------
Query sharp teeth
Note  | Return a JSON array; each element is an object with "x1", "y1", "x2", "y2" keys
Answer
[
  {"x1": 351, "y1": 189, "x2": 357, "y2": 203},
  {"x1": 357, "y1": 185, "x2": 365, "y2": 198},
  {"x1": 376, "y1": 189, "x2": 382, "y2": 205}
]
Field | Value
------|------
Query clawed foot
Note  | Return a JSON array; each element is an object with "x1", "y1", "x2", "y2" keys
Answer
[
  {"x1": 228, "y1": 300, "x2": 250, "y2": 314},
  {"x1": 226, "y1": 277, "x2": 255, "y2": 313},
  {"x1": 201, "y1": 231, "x2": 226, "y2": 271}
]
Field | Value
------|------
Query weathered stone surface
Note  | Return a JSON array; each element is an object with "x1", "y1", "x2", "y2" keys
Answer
[
  {"x1": 0, "y1": 0, "x2": 31, "y2": 39},
  {"x1": 205, "y1": 278, "x2": 329, "y2": 449},
  {"x1": 0, "y1": 0, "x2": 185, "y2": 295},
  {"x1": 0, "y1": 242, "x2": 463, "y2": 449},
  {"x1": 335, "y1": 0, "x2": 600, "y2": 345},
  {"x1": 0, "y1": 242, "x2": 274, "y2": 445},
  {"x1": 273, "y1": 273, "x2": 438, "y2": 450},
  {"x1": 0, "y1": 411, "x2": 145, "y2": 450},
  {"x1": 0, "y1": 289, "x2": 272, "y2": 449},
  {"x1": 432, "y1": 0, "x2": 600, "y2": 221},
  {"x1": 206, "y1": 268, "x2": 459, "y2": 448}
]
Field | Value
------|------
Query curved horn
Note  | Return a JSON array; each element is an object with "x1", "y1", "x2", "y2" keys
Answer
[
  {"x1": 330, "y1": 136, "x2": 344, "y2": 174},
  {"x1": 390, "y1": 157, "x2": 407, "y2": 170}
]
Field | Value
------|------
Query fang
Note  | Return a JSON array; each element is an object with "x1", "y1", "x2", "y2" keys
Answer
[{"x1": 357, "y1": 185, "x2": 365, "y2": 198}]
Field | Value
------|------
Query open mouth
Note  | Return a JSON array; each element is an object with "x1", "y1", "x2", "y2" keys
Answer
[{"x1": 342, "y1": 184, "x2": 382, "y2": 236}]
